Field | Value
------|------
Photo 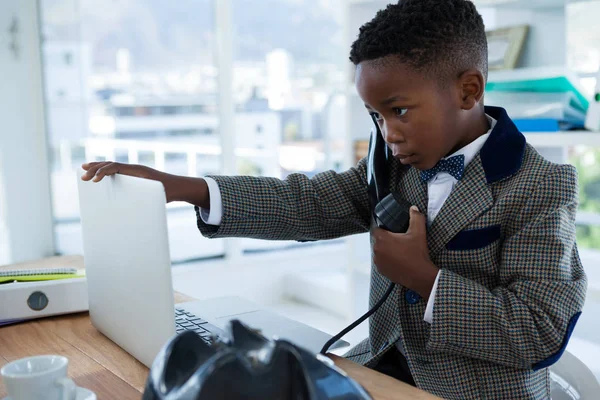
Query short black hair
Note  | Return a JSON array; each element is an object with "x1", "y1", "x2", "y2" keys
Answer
[{"x1": 350, "y1": 0, "x2": 488, "y2": 82}]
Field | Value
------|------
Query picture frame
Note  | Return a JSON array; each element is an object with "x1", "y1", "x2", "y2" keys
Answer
[{"x1": 486, "y1": 25, "x2": 529, "y2": 70}]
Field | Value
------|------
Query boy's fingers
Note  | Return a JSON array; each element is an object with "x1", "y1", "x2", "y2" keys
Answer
[
  {"x1": 407, "y1": 206, "x2": 426, "y2": 235},
  {"x1": 372, "y1": 226, "x2": 394, "y2": 238},
  {"x1": 82, "y1": 161, "x2": 153, "y2": 183},
  {"x1": 92, "y1": 163, "x2": 121, "y2": 182},
  {"x1": 80, "y1": 162, "x2": 111, "y2": 181},
  {"x1": 81, "y1": 162, "x2": 103, "y2": 170}
]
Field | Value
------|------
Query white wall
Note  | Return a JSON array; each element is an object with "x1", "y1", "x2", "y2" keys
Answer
[
  {"x1": 0, "y1": 0, "x2": 55, "y2": 264},
  {"x1": 0, "y1": 152, "x2": 10, "y2": 266}
]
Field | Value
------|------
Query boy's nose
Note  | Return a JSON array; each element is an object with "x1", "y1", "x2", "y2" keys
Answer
[{"x1": 384, "y1": 127, "x2": 405, "y2": 144}]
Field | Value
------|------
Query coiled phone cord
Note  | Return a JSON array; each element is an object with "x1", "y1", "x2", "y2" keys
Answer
[{"x1": 319, "y1": 281, "x2": 395, "y2": 355}]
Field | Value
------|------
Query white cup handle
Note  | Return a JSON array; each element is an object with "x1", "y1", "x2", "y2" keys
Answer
[{"x1": 56, "y1": 377, "x2": 76, "y2": 400}]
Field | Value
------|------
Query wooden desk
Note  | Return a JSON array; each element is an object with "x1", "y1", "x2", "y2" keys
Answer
[{"x1": 0, "y1": 257, "x2": 439, "y2": 400}]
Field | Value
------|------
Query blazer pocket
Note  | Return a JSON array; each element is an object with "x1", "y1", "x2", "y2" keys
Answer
[{"x1": 446, "y1": 225, "x2": 501, "y2": 251}]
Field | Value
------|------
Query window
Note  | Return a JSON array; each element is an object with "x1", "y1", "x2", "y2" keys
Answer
[
  {"x1": 566, "y1": 3, "x2": 600, "y2": 254},
  {"x1": 562, "y1": 2, "x2": 600, "y2": 380},
  {"x1": 40, "y1": 0, "x2": 223, "y2": 262},
  {"x1": 231, "y1": 0, "x2": 347, "y2": 176},
  {"x1": 230, "y1": 0, "x2": 348, "y2": 252},
  {"x1": 567, "y1": 1, "x2": 600, "y2": 94},
  {"x1": 40, "y1": 0, "x2": 348, "y2": 261}
]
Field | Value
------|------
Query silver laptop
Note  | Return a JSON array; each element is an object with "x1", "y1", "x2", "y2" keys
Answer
[{"x1": 77, "y1": 172, "x2": 347, "y2": 367}]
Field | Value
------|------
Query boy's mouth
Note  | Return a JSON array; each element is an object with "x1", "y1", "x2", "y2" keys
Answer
[{"x1": 394, "y1": 154, "x2": 415, "y2": 164}]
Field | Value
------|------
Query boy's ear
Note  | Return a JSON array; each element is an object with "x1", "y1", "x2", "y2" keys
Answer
[{"x1": 456, "y1": 69, "x2": 485, "y2": 111}]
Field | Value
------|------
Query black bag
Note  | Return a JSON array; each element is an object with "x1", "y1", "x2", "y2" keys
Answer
[{"x1": 142, "y1": 320, "x2": 371, "y2": 400}]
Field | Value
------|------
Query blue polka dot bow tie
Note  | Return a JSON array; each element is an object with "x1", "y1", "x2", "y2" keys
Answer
[{"x1": 420, "y1": 154, "x2": 465, "y2": 182}]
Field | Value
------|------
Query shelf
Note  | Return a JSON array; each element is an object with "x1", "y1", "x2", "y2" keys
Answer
[
  {"x1": 472, "y1": 0, "x2": 595, "y2": 9},
  {"x1": 523, "y1": 131, "x2": 600, "y2": 147},
  {"x1": 349, "y1": 0, "x2": 597, "y2": 8}
]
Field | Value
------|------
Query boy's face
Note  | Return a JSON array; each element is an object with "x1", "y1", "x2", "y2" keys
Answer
[{"x1": 355, "y1": 60, "x2": 464, "y2": 171}]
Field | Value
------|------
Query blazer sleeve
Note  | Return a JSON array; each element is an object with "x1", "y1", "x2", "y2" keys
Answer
[
  {"x1": 427, "y1": 164, "x2": 588, "y2": 370},
  {"x1": 195, "y1": 157, "x2": 371, "y2": 241}
]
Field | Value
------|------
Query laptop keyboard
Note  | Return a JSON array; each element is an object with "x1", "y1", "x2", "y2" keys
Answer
[{"x1": 175, "y1": 308, "x2": 226, "y2": 344}]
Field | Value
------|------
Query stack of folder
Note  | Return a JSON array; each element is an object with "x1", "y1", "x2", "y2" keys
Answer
[{"x1": 486, "y1": 66, "x2": 590, "y2": 132}]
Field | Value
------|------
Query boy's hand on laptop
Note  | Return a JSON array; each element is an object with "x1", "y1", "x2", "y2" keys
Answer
[
  {"x1": 372, "y1": 206, "x2": 439, "y2": 300},
  {"x1": 81, "y1": 162, "x2": 210, "y2": 208},
  {"x1": 82, "y1": 161, "x2": 156, "y2": 182}
]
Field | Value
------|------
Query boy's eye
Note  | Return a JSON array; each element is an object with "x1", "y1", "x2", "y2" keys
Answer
[{"x1": 394, "y1": 108, "x2": 408, "y2": 117}]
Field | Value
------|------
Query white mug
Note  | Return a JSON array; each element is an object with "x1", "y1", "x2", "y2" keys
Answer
[{"x1": 0, "y1": 355, "x2": 76, "y2": 400}]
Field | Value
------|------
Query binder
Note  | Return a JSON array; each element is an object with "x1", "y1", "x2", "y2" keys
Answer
[{"x1": 0, "y1": 276, "x2": 88, "y2": 325}]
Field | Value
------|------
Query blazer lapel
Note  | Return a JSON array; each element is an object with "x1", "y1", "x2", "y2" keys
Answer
[
  {"x1": 426, "y1": 155, "x2": 494, "y2": 257},
  {"x1": 392, "y1": 161, "x2": 427, "y2": 216}
]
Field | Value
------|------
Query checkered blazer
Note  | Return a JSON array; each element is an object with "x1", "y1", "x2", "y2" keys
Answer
[{"x1": 196, "y1": 107, "x2": 587, "y2": 399}]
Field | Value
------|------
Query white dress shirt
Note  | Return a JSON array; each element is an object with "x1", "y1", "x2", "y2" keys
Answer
[
  {"x1": 199, "y1": 177, "x2": 223, "y2": 225},
  {"x1": 200, "y1": 115, "x2": 497, "y2": 326},
  {"x1": 422, "y1": 114, "x2": 496, "y2": 323}
]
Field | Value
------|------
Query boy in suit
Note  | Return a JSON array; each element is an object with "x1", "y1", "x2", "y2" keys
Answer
[{"x1": 82, "y1": 0, "x2": 587, "y2": 398}]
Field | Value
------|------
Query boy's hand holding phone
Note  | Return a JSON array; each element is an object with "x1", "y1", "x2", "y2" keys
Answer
[{"x1": 372, "y1": 206, "x2": 439, "y2": 300}]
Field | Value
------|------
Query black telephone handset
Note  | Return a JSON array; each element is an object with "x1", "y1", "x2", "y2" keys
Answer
[
  {"x1": 320, "y1": 117, "x2": 412, "y2": 355},
  {"x1": 367, "y1": 114, "x2": 392, "y2": 211},
  {"x1": 368, "y1": 114, "x2": 412, "y2": 233}
]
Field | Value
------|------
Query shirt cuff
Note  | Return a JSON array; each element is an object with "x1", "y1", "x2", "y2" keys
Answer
[
  {"x1": 423, "y1": 270, "x2": 441, "y2": 324},
  {"x1": 199, "y1": 177, "x2": 222, "y2": 226}
]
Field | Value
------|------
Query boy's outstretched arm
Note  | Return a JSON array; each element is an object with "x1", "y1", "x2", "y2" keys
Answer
[
  {"x1": 196, "y1": 157, "x2": 372, "y2": 241},
  {"x1": 426, "y1": 164, "x2": 587, "y2": 370},
  {"x1": 81, "y1": 161, "x2": 212, "y2": 207}
]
